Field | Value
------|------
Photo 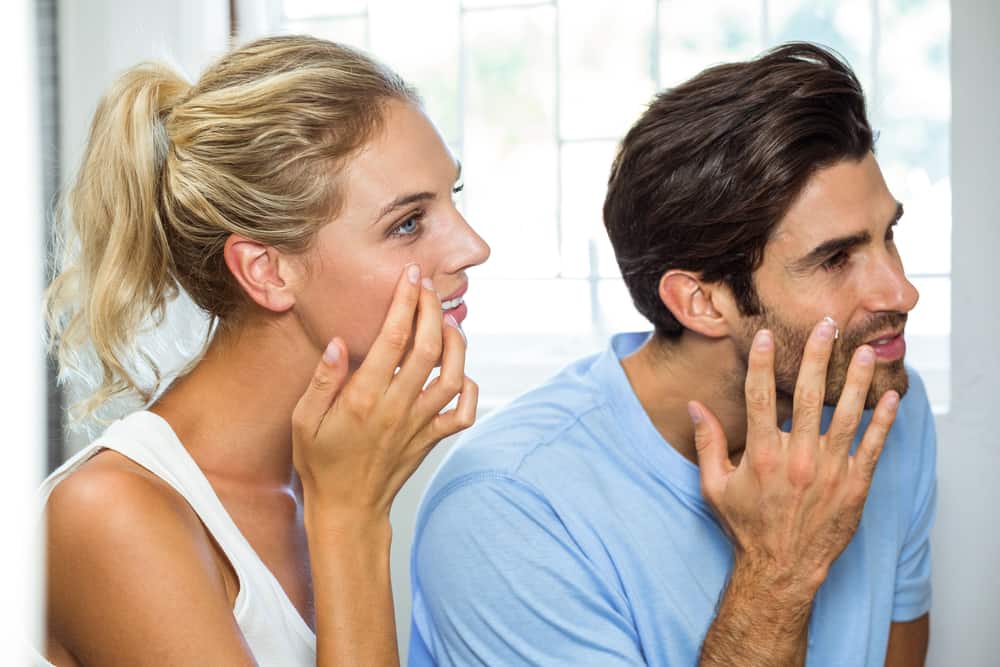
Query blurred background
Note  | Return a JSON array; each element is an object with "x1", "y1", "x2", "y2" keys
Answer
[{"x1": 5, "y1": 0, "x2": 998, "y2": 664}]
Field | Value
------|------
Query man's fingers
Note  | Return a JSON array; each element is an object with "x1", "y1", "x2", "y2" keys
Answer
[
  {"x1": 389, "y1": 278, "x2": 445, "y2": 403},
  {"x1": 744, "y1": 329, "x2": 777, "y2": 447},
  {"x1": 291, "y1": 338, "x2": 350, "y2": 442},
  {"x1": 850, "y1": 389, "x2": 899, "y2": 488},
  {"x1": 355, "y1": 263, "x2": 422, "y2": 387},
  {"x1": 690, "y1": 400, "x2": 734, "y2": 502},
  {"x1": 791, "y1": 317, "x2": 838, "y2": 440},
  {"x1": 826, "y1": 344, "x2": 876, "y2": 453}
]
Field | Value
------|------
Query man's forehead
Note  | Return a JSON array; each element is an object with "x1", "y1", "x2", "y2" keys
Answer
[{"x1": 767, "y1": 155, "x2": 897, "y2": 251}]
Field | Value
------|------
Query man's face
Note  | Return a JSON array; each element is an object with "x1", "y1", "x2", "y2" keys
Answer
[{"x1": 740, "y1": 154, "x2": 919, "y2": 408}]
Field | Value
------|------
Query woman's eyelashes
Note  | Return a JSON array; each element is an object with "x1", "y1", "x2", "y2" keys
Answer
[{"x1": 389, "y1": 210, "x2": 425, "y2": 239}]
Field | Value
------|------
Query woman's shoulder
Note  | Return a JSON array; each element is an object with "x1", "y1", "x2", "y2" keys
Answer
[
  {"x1": 44, "y1": 449, "x2": 249, "y2": 663},
  {"x1": 44, "y1": 448, "x2": 229, "y2": 593}
]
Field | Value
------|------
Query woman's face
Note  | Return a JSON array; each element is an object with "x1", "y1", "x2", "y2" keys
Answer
[{"x1": 291, "y1": 100, "x2": 490, "y2": 366}]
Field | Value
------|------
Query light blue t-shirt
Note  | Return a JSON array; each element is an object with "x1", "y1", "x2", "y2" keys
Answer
[{"x1": 409, "y1": 332, "x2": 936, "y2": 666}]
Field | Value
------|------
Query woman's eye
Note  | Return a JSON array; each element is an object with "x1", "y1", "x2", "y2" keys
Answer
[
  {"x1": 822, "y1": 251, "x2": 850, "y2": 271},
  {"x1": 391, "y1": 213, "x2": 422, "y2": 237}
]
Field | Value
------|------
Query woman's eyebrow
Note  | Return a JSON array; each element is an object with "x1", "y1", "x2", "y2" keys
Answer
[{"x1": 373, "y1": 191, "x2": 436, "y2": 226}]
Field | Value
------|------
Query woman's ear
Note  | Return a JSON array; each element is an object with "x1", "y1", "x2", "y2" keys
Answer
[
  {"x1": 223, "y1": 235, "x2": 299, "y2": 313},
  {"x1": 657, "y1": 270, "x2": 736, "y2": 339}
]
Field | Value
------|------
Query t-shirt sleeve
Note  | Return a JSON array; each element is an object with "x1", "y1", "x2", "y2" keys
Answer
[
  {"x1": 409, "y1": 473, "x2": 646, "y2": 667},
  {"x1": 891, "y1": 382, "x2": 938, "y2": 622}
]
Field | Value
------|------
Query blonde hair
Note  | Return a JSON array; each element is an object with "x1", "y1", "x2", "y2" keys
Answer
[{"x1": 45, "y1": 35, "x2": 418, "y2": 421}]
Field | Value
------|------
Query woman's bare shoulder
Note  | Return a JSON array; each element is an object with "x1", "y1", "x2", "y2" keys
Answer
[{"x1": 44, "y1": 450, "x2": 255, "y2": 665}]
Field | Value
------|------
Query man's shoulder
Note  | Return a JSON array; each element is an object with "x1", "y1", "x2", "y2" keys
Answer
[
  {"x1": 887, "y1": 364, "x2": 935, "y2": 441},
  {"x1": 421, "y1": 350, "x2": 621, "y2": 508}
]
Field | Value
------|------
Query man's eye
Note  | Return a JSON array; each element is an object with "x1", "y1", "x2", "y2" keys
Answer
[{"x1": 822, "y1": 251, "x2": 850, "y2": 271}]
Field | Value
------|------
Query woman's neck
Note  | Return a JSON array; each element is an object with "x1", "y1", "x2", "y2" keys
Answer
[{"x1": 149, "y1": 315, "x2": 320, "y2": 491}]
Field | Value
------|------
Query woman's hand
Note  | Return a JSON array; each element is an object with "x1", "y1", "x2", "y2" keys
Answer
[{"x1": 291, "y1": 263, "x2": 478, "y2": 519}]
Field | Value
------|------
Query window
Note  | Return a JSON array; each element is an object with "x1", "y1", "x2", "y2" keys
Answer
[{"x1": 279, "y1": 0, "x2": 951, "y2": 410}]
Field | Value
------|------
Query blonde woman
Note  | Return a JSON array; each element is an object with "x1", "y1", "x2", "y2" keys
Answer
[{"x1": 41, "y1": 35, "x2": 489, "y2": 666}]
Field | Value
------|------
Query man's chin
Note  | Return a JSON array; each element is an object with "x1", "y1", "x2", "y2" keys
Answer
[
  {"x1": 864, "y1": 360, "x2": 909, "y2": 409},
  {"x1": 822, "y1": 360, "x2": 909, "y2": 409}
]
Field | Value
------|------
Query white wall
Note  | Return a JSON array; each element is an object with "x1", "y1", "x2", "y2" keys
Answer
[
  {"x1": 927, "y1": 1, "x2": 1000, "y2": 664},
  {"x1": 3, "y1": 0, "x2": 46, "y2": 661}
]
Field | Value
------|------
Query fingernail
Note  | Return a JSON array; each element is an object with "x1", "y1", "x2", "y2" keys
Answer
[
  {"x1": 857, "y1": 346, "x2": 874, "y2": 365},
  {"x1": 322, "y1": 340, "x2": 340, "y2": 365},
  {"x1": 754, "y1": 330, "x2": 772, "y2": 350},
  {"x1": 444, "y1": 314, "x2": 458, "y2": 328},
  {"x1": 817, "y1": 317, "x2": 837, "y2": 340},
  {"x1": 884, "y1": 391, "x2": 899, "y2": 409},
  {"x1": 407, "y1": 264, "x2": 420, "y2": 284},
  {"x1": 687, "y1": 402, "x2": 703, "y2": 425},
  {"x1": 422, "y1": 277, "x2": 435, "y2": 291}
]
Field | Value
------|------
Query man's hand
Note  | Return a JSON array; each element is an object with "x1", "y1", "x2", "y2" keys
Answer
[{"x1": 690, "y1": 317, "x2": 901, "y2": 665}]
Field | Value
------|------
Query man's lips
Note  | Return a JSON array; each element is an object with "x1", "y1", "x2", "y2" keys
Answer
[{"x1": 864, "y1": 331, "x2": 906, "y2": 362}]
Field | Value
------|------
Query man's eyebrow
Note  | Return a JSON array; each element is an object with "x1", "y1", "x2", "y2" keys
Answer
[
  {"x1": 372, "y1": 161, "x2": 464, "y2": 226},
  {"x1": 789, "y1": 201, "x2": 905, "y2": 273}
]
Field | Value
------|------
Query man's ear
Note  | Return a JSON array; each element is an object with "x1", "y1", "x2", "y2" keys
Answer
[
  {"x1": 658, "y1": 270, "x2": 735, "y2": 339},
  {"x1": 223, "y1": 235, "x2": 299, "y2": 313}
]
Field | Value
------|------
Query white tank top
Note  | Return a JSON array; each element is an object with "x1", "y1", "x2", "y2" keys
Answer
[{"x1": 36, "y1": 411, "x2": 317, "y2": 666}]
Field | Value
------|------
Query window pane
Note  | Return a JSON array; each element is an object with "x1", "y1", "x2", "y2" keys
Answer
[
  {"x1": 597, "y1": 278, "x2": 652, "y2": 334},
  {"x1": 906, "y1": 275, "x2": 950, "y2": 410},
  {"x1": 462, "y1": 5, "x2": 558, "y2": 278},
  {"x1": 559, "y1": 1, "x2": 655, "y2": 139},
  {"x1": 283, "y1": 17, "x2": 368, "y2": 50},
  {"x1": 883, "y1": 165, "x2": 951, "y2": 276},
  {"x1": 284, "y1": 0, "x2": 367, "y2": 20},
  {"x1": 768, "y1": 0, "x2": 873, "y2": 93},
  {"x1": 463, "y1": 277, "x2": 593, "y2": 334},
  {"x1": 559, "y1": 140, "x2": 620, "y2": 279},
  {"x1": 463, "y1": 0, "x2": 554, "y2": 7},
  {"x1": 659, "y1": 0, "x2": 762, "y2": 87},
  {"x1": 368, "y1": 0, "x2": 461, "y2": 143},
  {"x1": 876, "y1": 0, "x2": 950, "y2": 275}
]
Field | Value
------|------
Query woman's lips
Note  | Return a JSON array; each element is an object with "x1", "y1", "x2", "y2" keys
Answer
[{"x1": 444, "y1": 300, "x2": 468, "y2": 326}]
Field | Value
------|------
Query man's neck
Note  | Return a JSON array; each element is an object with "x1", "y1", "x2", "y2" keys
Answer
[{"x1": 621, "y1": 333, "x2": 791, "y2": 465}]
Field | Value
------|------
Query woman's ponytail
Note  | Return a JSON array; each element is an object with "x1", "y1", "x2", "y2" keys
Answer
[{"x1": 45, "y1": 63, "x2": 190, "y2": 421}]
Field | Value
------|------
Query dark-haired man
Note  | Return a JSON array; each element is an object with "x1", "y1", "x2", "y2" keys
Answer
[{"x1": 409, "y1": 43, "x2": 934, "y2": 666}]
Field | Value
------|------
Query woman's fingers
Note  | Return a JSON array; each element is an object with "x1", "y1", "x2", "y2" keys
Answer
[
  {"x1": 419, "y1": 376, "x2": 479, "y2": 449},
  {"x1": 291, "y1": 338, "x2": 349, "y2": 443},
  {"x1": 790, "y1": 317, "x2": 838, "y2": 441},
  {"x1": 826, "y1": 344, "x2": 877, "y2": 454},
  {"x1": 388, "y1": 278, "x2": 444, "y2": 404},
  {"x1": 353, "y1": 263, "x2": 423, "y2": 390},
  {"x1": 414, "y1": 315, "x2": 467, "y2": 417}
]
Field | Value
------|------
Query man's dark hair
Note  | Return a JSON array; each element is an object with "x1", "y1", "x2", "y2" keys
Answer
[{"x1": 603, "y1": 42, "x2": 873, "y2": 338}]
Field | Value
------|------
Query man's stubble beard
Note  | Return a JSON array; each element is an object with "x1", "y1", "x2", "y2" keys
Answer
[{"x1": 738, "y1": 307, "x2": 910, "y2": 409}]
